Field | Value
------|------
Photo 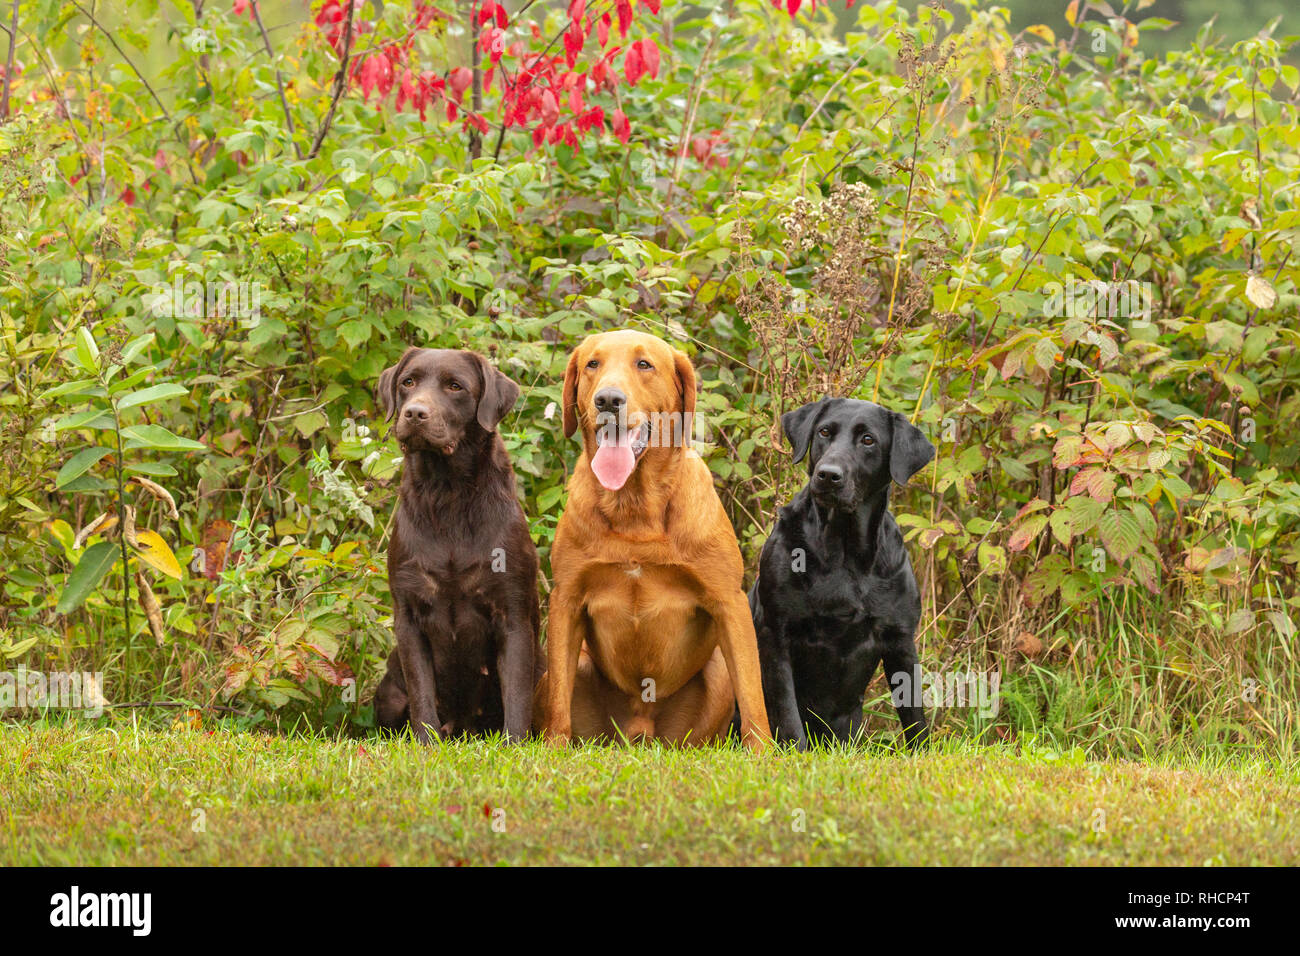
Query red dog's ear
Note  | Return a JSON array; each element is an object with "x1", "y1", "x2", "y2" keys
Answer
[
  {"x1": 562, "y1": 348, "x2": 581, "y2": 438},
  {"x1": 376, "y1": 347, "x2": 420, "y2": 421},
  {"x1": 673, "y1": 347, "x2": 697, "y2": 419}
]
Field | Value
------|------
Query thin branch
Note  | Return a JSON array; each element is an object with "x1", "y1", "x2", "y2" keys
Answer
[
  {"x1": 250, "y1": 0, "x2": 302, "y2": 159},
  {"x1": 0, "y1": 0, "x2": 17, "y2": 121},
  {"x1": 308, "y1": 0, "x2": 356, "y2": 159}
]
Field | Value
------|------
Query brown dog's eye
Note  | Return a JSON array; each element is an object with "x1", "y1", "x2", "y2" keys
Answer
[
  {"x1": 401, "y1": 377, "x2": 415, "y2": 388},
  {"x1": 586, "y1": 360, "x2": 600, "y2": 370},
  {"x1": 447, "y1": 381, "x2": 463, "y2": 391},
  {"x1": 637, "y1": 359, "x2": 653, "y2": 370},
  {"x1": 818, "y1": 427, "x2": 831, "y2": 438}
]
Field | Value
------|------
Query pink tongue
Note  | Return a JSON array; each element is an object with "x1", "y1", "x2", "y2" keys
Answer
[{"x1": 591, "y1": 436, "x2": 636, "y2": 491}]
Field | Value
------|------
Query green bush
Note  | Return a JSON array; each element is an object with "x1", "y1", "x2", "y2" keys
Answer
[{"x1": 0, "y1": 0, "x2": 1296, "y2": 753}]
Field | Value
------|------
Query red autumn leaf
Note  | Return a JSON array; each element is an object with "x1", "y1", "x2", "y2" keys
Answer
[
  {"x1": 642, "y1": 0, "x2": 660, "y2": 11},
  {"x1": 540, "y1": 88, "x2": 560, "y2": 127},
  {"x1": 568, "y1": 0, "x2": 585, "y2": 24},
  {"x1": 121, "y1": 186, "x2": 136, "y2": 206},
  {"x1": 563, "y1": 20, "x2": 585, "y2": 67},
  {"x1": 597, "y1": 14, "x2": 610, "y2": 47},
  {"x1": 616, "y1": 0, "x2": 633, "y2": 37},
  {"x1": 610, "y1": 108, "x2": 630, "y2": 144},
  {"x1": 640, "y1": 38, "x2": 659, "y2": 79},
  {"x1": 448, "y1": 66, "x2": 473, "y2": 97},
  {"x1": 624, "y1": 42, "x2": 644, "y2": 85}
]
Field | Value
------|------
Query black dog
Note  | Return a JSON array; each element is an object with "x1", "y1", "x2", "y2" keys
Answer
[
  {"x1": 748, "y1": 397, "x2": 935, "y2": 749},
  {"x1": 372, "y1": 347, "x2": 540, "y2": 743}
]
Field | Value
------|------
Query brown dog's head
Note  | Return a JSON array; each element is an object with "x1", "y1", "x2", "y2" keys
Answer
[
  {"x1": 562, "y1": 330, "x2": 697, "y2": 491},
  {"x1": 377, "y1": 347, "x2": 520, "y2": 455}
]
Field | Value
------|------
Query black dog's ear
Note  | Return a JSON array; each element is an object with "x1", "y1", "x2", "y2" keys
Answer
[
  {"x1": 475, "y1": 354, "x2": 521, "y2": 433},
  {"x1": 376, "y1": 347, "x2": 420, "y2": 422},
  {"x1": 890, "y1": 411, "x2": 935, "y2": 485},
  {"x1": 781, "y1": 398, "x2": 829, "y2": 465}
]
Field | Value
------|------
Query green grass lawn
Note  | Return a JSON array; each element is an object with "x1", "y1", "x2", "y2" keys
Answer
[{"x1": 2, "y1": 721, "x2": 1297, "y2": 866}]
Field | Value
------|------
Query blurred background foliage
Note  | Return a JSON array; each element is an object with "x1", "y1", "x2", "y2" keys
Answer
[{"x1": 1, "y1": 0, "x2": 1298, "y2": 756}]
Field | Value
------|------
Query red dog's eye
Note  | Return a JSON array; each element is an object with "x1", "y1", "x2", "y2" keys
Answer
[
  {"x1": 637, "y1": 359, "x2": 653, "y2": 370},
  {"x1": 586, "y1": 360, "x2": 600, "y2": 369},
  {"x1": 401, "y1": 377, "x2": 415, "y2": 388}
]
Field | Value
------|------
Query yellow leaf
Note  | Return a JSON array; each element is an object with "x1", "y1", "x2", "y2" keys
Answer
[
  {"x1": 133, "y1": 529, "x2": 183, "y2": 580},
  {"x1": 1026, "y1": 24, "x2": 1055, "y2": 43},
  {"x1": 1065, "y1": 0, "x2": 1080, "y2": 27},
  {"x1": 1244, "y1": 274, "x2": 1277, "y2": 310},
  {"x1": 991, "y1": 45, "x2": 1007, "y2": 71},
  {"x1": 1124, "y1": 21, "x2": 1139, "y2": 48}
]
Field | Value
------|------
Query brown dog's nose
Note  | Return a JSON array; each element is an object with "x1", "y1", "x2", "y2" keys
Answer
[
  {"x1": 593, "y1": 388, "x2": 626, "y2": 414},
  {"x1": 403, "y1": 403, "x2": 430, "y2": 422}
]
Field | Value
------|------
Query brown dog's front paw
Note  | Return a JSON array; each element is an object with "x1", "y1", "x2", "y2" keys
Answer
[
  {"x1": 412, "y1": 721, "x2": 443, "y2": 746},
  {"x1": 544, "y1": 727, "x2": 571, "y2": 749}
]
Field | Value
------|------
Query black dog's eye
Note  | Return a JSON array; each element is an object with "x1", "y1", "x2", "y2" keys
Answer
[
  {"x1": 586, "y1": 359, "x2": 600, "y2": 369},
  {"x1": 861, "y1": 433, "x2": 876, "y2": 446},
  {"x1": 400, "y1": 377, "x2": 415, "y2": 388},
  {"x1": 637, "y1": 359, "x2": 653, "y2": 370},
  {"x1": 447, "y1": 380, "x2": 463, "y2": 391},
  {"x1": 818, "y1": 426, "x2": 832, "y2": 438}
]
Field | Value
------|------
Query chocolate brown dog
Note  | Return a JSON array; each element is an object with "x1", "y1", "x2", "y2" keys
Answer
[{"x1": 372, "y1": 347, "x2": 540, "y2": 743}]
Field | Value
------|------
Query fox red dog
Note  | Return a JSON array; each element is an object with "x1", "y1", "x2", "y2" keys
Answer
[{"x1": 535, "y1": 330, "x2": 771, "y2": 750}]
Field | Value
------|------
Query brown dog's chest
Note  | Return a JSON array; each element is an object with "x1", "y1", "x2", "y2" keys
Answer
[{"x1": 580, "y1": 560, "x2": 714, "y2": 699}]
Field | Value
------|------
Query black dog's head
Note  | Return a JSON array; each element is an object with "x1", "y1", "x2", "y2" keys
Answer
[
  {"x1": 782, "y1": 397, "x2": 934, "y2": 512},
  {"x1": 376, "y1": 347, "x2": 520, "y2": 455}
]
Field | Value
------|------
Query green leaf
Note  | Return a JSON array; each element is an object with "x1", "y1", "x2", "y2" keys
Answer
[
  {"x1": 55, "y1": 447, "x2": 114, "y2": 488},
  {"x1": 74, "y1": 327, "x2": 100, "y2": 373},
  {"x1": 1097, "y1": 510, "x2": 1142, "y2": 564},
  {"x1": 116, "y1": 383, "x2": 189, "y2": 411},
  {"x1": 56, "y1": 541, "x2": 118, "y2": 614},
  {"x1": 120, "y1": 425, "x2": 207, "y2": 451},
  {"x1": 39, "y1": 379, "x2": 105, "y2": 401},
  {"x1": 125, "y1": 461, "x2": 179, "y2": 478},
  {"x1": 53, "y1": 409, "x2": 114, "y2": 432},
  {"x1": 119, "y1": 333, "x2": 156, "y2": 366}
]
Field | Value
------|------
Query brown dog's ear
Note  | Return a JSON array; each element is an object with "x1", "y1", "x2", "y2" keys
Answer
[
  {"x1": 889, "y1": 411, "x2": 935, "y2": 485},
  {"x1": 475, "y1": 355, "x2": 521, "y2": 433},
  {"x1": 673, "y1": 347, "x2": 698, "y2": 420},
  {"x1": 781, "y1": 397, "x2": 830, "y2": 465},
  {"x1": 562, "y1": 348, "x2": 581, "y2": 438},
  {"x1": 376, "y1": 347, "x2": 420, "y2": 421}
]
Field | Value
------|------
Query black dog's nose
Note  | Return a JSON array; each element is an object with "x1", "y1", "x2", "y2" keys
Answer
[
  {"x1": 403, "y1": 403, "x2": 430, "y2": 422},
  {"x1": 814, "y1": 463, "x2": 844, "y2": 485},
  {"x1": 593, "y1": 388, "x2": 626, "y2": 414}
]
